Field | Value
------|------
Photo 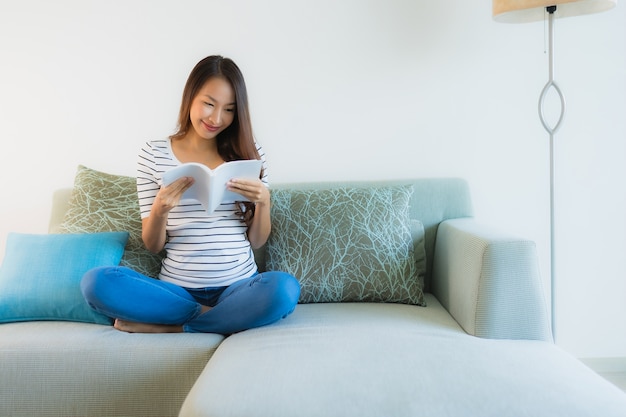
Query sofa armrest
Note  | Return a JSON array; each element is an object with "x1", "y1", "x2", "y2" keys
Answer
[{"x1": 432, "y1": 218, "x2": 552, "y2": 342}]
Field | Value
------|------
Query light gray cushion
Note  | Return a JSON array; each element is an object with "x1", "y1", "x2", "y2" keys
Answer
[
  {"x1": 266, "y1": 185, "x2": 425, "y2": 305},
  {"x1": 0, "y1": 321, "x2": 224, "y2": 417},
  {"x1": 180, "y1": 296, "x2": 626, "y2": 417},
  {"x1": 59, "y1": 165, "x2": 163, "y2": 278}
]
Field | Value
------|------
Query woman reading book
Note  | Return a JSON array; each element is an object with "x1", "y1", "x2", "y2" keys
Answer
[{"x1": 80, "y1": 55, "x2": 301, "y2": 334}]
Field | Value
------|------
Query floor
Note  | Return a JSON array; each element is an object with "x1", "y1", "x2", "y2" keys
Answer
[{"x1": 581, "y1": 357, "x2": 626, "y2": 393}]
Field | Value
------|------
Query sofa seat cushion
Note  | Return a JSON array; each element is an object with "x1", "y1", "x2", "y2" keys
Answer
[
  {"x1": 180, "y1": 294, "x2": 626, "y2": 417},
  {"x1": 0, "y1": 321, "x2": 224, "y2": 417}
]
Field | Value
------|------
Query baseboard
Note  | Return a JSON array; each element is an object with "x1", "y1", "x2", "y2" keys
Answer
[{"x1": 580, "y1": 357, "x2": 626, "y2": 373}]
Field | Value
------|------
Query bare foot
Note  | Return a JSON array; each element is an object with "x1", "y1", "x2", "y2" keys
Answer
[
  {"x1": 114, "y1": 319, "x2": 183, "y2": 334},
  {"x1": 112, "y1": 306, "x2": 211, "y2": 334}
]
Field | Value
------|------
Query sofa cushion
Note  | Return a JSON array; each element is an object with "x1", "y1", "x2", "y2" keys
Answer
[
  {"x1": 180, "y1": 296, "x2": 626, "y2": 417},
  {"x1": 0, "y1": 231, "x2": 128, "y2": 324},
  {"x1": 0, "y1": 321, "x2": 224, "y2": 417},
  {"x1": 266, "y1": 185, "x2": 425, "y2": 305},
  {"x1": 59, "y1": 165, "x2": 163, "y2": 278}
]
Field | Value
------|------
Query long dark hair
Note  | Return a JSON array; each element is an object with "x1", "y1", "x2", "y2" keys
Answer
[{"x1": 171, "y1": 55, "x2": 261, "y2": 223}]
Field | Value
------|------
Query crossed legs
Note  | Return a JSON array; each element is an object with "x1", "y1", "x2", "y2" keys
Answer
[{"x1": 81, "y1": 266, "x2": 300, "y2": 335}]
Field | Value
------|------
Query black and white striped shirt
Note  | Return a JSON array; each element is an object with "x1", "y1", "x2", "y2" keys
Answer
[{"x1": 136, "y1": 139, "x2": 268, "y2": 288}]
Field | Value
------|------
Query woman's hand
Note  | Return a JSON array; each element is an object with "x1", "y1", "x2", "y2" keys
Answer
[
  {"x1": 142, "y1": 176, "x2": 194, "y2": 253},
  {"x1": 228, "y1": 178, "x2": 271, "y2": 249},
  {"x1": 227, "y1": 178, "x2": 270, "y2": 207},
  {"x1": 152, "y1": 177, "x2": 195, "y2": 218}
]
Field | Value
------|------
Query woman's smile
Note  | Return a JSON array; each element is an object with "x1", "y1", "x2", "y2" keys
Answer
[{"x1": 202, "y1": 120, "x2": 220, "y2": 132}]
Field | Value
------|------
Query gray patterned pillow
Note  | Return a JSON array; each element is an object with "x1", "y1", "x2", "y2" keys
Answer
[
  {"x1": 410, "y1": 219, "x2": 427, "y2": 292},
  {"x1": 266, "y1": 185, "x2": 425, "y2": 305},
  {"x1": 59, "y1": 165, "x2": 163, "y2": 278}
]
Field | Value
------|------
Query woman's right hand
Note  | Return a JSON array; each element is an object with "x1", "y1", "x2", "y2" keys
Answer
[
  {"x1": 142, "y1": 177, "x2": 194, "y2": 253},
  {"x1": 152, "y1": 176, "x2": 195, "y2": 218}
]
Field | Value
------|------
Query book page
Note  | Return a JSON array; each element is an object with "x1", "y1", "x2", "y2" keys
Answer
[
  {"x1": 212, "y1": 160, "x2": 263, "y2": 206},
  {"x1": 162, "y1": 162, "x2": 211, "y2": 209}
]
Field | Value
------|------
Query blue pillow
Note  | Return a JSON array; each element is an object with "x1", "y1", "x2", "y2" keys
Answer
[{"x1": 0, "y1": 231, "x2": 129, "y2": 324}]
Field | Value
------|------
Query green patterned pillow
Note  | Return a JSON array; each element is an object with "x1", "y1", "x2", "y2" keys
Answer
[
  {"x1": 266, "y1": 185, "x2": 425, "y2": 305},
  {"x1": 410, "y1": 219, "x2": 427, "y2": 292},
  {"x1": 59, "y1": 165, "x2": 163, "y2": 278}
]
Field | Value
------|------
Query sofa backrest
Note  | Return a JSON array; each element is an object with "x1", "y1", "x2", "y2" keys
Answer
[
  {"x1": 265, "y1": 179, "x2": 473, "y2": 290},
  {"x1": 49, "y1": 188, "x2": 73, "y2": 234},
  {"x1": 49, "y1": 178, "x2": 473, "y2": 290}
]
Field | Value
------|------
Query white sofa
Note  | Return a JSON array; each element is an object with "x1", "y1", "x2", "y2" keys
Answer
[{"x1": 1, "y1": 173, "x2": 625, "y2": 417}]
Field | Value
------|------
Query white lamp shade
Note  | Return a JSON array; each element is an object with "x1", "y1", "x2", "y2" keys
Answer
[{"x1": 493, "y1": 0, "x2": 617, "y2": 22}]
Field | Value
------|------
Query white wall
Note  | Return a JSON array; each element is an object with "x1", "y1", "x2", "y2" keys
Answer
[{"x1": 0, "y1": 0, "x2": 624, "y2": 358}]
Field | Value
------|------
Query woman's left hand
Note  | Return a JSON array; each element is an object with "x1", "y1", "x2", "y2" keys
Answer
[
  {"x1": 229, "y1": 178, "x2": 271, "y2": 248},
  {"x1": 227, "y1": 178, "x2": 270, "y2": 206}
]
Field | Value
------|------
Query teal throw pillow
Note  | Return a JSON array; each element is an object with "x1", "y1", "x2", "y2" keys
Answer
[{"x1": 0, "y1": 231, "x2": 129, "y2": 324}]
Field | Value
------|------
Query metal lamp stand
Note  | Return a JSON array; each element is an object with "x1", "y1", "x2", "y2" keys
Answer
[{"x1": 538, "y1": 5, "x2": 565, "y2": 342}]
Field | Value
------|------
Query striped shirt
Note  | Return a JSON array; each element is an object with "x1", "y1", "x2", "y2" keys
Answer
[{"x1": 136, "y1": 139, "x2": 268, "y2": 288}]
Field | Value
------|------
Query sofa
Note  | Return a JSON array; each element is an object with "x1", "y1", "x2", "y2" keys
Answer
[{"x1": 1, "y1": 165, "x2": 626, "y2": 417}]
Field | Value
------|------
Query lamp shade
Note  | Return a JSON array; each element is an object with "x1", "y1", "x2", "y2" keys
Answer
[{"x1": 493, "y1": 0, "x2": 617, "y2": 22}]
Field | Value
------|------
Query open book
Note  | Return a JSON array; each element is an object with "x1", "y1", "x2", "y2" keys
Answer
[{"x1": 162, "y1": 160, "x2": 263, "y2": 214}]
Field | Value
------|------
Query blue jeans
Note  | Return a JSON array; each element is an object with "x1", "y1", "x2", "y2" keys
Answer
[{"x1": 80, "y1": 266, "x2": 300, "y2": 334}]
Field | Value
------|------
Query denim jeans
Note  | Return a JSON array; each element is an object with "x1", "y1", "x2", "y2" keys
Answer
[{"x1": 81, "y1": 266, "x2": 300, "y2": 334}]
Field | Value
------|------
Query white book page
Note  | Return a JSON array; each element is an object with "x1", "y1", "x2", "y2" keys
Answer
[
  {"x1": 162, "y1": 162, "x2": 211, "y2": 208},
  {"x1": 212, "y1": 160, "x2": 263, "y2": 206}
]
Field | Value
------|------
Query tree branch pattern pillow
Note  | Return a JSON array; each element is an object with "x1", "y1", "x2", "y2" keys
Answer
[
  {"x1": 59, "y1": 165, "x2": 163, "y2": 278},
  {"x1": 266, "y1": 185, "x2": 425, "y2": 305}
]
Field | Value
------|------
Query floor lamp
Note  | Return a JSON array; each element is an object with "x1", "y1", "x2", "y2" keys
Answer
[{"x1": 492, "y1": 0, "x2": 616, "y2": 342}]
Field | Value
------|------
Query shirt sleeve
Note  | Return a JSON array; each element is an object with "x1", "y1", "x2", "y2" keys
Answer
[
  {"x1": 136, "y1": 141, "x2": 159, "y2": 219},
  {"x1": 256, "y1": 142, "x2": 269, "y2": 187}
]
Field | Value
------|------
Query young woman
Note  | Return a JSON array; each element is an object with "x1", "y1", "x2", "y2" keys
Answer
[{"x1": 81, "y1": 55, "x2": 300, "y2": 334}]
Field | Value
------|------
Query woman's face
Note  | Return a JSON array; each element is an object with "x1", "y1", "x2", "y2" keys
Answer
[{"x1": 189, "y1": 76, "x2": 236, "y2": 140}]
